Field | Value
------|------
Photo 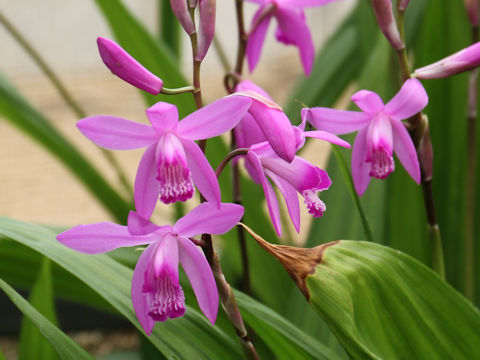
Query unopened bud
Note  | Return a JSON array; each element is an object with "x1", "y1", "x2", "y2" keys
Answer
[
  {"x1": 398, "y1": 0, "x2": 410, "y2": 11},
  {"x1": 464, "y1": 0, "x2": 479, "y2": 26},
  {"x1": 196, "y1": 0, "x2": 216, "y2": 61},
  {"x1": 170, "y1": 0, "x2": 196, "y2": 35},
  {"x1": 418, "y1": 115, "x2": 433, "y2": 181},
  {"x1": 414, "y1": 42, "x2": 480, "y2": 79},
  {"x1": 97, "y1": 37, "x2": 163, "y2": 95},
  {"x1": 371, "y1": 0, "x2": 405, "y2": 50}
]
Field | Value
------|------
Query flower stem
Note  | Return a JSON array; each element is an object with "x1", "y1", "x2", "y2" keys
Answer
[
  {"x1": 0, "y1": 10, "x2": 132, "y2": 196},
  {"x1": 215, "y1": 148, "x2": 249, "y2": 177},
  {"x1": 465, "y1": 25, "x2": 478, "y2": 301},
  {"x1": 234, "y1": 0, "x2": 247, "y2": 75},
  {"x1": 201, "y1": 233, "x2": 260, "y2": 360},
  {"x1": 160, "y1": 86, "x2": 196, "y2": 95},
  {"x1": 395, "y1": 9, "x2": 445, "y2": 278}
]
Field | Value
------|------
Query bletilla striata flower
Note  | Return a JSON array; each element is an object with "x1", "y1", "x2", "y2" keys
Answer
[
  {"x1": 245, "y1": 0, "x2": 340, "y2": 75},
  {"x1": 235, "y1": 80, "x2": 297, "y2": 162},
  {"x1": 97, "y1": 37, "x2": 164, "y2": 95},
  {"x1": 57, "y1": 202, "x2": 244, "y2": 334},
  {"x1": 77, "y1": 96, "x2": 251, "y2": 218},
  {"x1": 303, "y1": 78, "x2": 428, "y2": 195}
]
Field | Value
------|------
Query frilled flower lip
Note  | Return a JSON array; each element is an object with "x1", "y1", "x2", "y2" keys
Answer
[
  {"x1": 77, "y1": 96, "x2": 251, "y2": 219},
  {"x1": 303, "y1": 78, "x2": 428, "y2": 195},
  {"x1": 57, "y1": 202, "x2": 244, "y2": 334}
]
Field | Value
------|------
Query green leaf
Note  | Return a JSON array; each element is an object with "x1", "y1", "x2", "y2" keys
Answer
[
  {"x1": 234, "y1": 291, "x2": 343, "y2": 360},
  {"x1": 93, "y1": 0, "x2": 195, "y2": 116},
  {"x1": 306, "y1": 241, "x2": 480, "y2": 359},
  {"x1": 18, "y1": 258, "x2": 58, "y2": 360},
  {"x1": 0, "y1": 216, "x2": 243, "y2": 360},
  {"x1": 159, "y1": 0, "x2": 181, "y2": 59},
  {"x1": 0, "y1": 73, "x2": 131, "y2": 223},
  {"x1": 0, "y1": 278, "x2": 93, "y2": 360}
]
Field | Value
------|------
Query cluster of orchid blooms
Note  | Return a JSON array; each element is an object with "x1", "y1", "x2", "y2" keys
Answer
[{"x1": 57, "y1": 0, "x2": 480, "y2": 336}]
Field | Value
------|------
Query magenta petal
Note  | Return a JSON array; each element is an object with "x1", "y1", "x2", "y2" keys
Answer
[
  {"x1": 281, "y1": 0, "x2": 340, "y2": 7},
  {"x1": 181, "y1": 138, "x2": 221, "y2": 207},
  {"x1": 275, "y1": 8, "x2": 314, "y2": 75},
  {"x1": 391, "y1": 119, "x2": 421, "y2": 184},
  {"x1": 173, "y1": 202, "x2": 244, "y2": 237},
  {"x1": 196, "y1": 0, "x2": 216, "y2": 61},
  {"x1": 177, "y1": 96, "x2": 252, "y2": 140},
  {"x1": 97, "y1": 37, "x2": 163, "y2": 95},
  {"x1": 247, "y1": 151, "x2": 282, "y2": 236},
  {"x1": 235, "y1": 80, "x2": 273, "y2": 100},
  {"x1": 248, "y1": 100, "x2": 296, "y2": 162},
  {"x1": 246, "y1": 6, "x2": 272, "y2": 72},
  {"x1": 351, "y1": 90, "x2": 384, "y2": 114},
  {"x1": 77, "y1": 116, "x2": 158, "y2": 150},
  {"x1": 267, "y1": 171, "x2": 300, "y2": 233},
  {"x1": 134, "y1": 144, "x2": 160, "y2": 219},
  {"x1": 302, "y1": 107, "x2": 371, "y2": 135},
  {"x1": 146, "y1": 102, "x2": 179, "y2": 132},
  {"x1": 384, "y1": 78, "x2": 428, "y2": 120},
  {"x1": 131, "y1": 243, "x2": 156, "y2": 335},
  {"x1": 127, "y1": 211, "x2": 173, "y2": 236},
  {"x1": 304, "y1": 130, "x2": 351, "y2": 148},
  {"x1": 177, "y1": 236, "x2": 218, "y2": 324},
  {"x1": 234, "y1": 113, "x2": 266, "y2": 149},
  {"x1": 57, "y1": 222, "x2": 154, "y2": 254},
  {"x1": 351, "y1": 126, "x2": 371, "y2": 196}
]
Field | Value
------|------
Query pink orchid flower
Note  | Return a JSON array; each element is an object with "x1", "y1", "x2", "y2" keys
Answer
[
  {"x1": 57, "y1": 202, "x2": 244, "y2": 334},
  {"x1": 77, "y1": 96, "x2": 251, "y2": 218},
  {"x1": 302, "y1": 78, "x2": 428, "y2": 195},
  {"x1": 235, "y1": 80, "x2": 297, "y2": 162},
  {"x1": 244, "y1": 128, "x2": 349, "y2": 236},
  {"x1": 246, "y1": 0, "x2": 339, "y2": 75},
  {"x1": 97, "y1": 37, "x2": 163, "y2": 95}
]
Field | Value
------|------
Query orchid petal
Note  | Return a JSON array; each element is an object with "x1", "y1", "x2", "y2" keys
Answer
[
  {"x1": 391, "y1": 119, "x2": 421, "y2": 184},
  {"x1": 234, "y1": 113, "x2": 266, "y2": 149},
  {"x1": 260, "y1": 155, "x2": 331, "y2": 192},
  {"x1": 267, "y1": 170, "x2": 300, "y2": 233},
  {"x1": 246, "y1": 6, "x2": 272, "y2": 72},
  {"x1": 384, "y1": 78, "x2": 428, "y2": 120},
  {"x1": 177, "y1": 96, "x2": 251, "y2": 140},
  {"x1": 177, "y1": 236, "x2": 218, "y2": 324},
  {"x1": 351, "y1": 90, "x2": 384, "y2": 114},
  {"x1": 145, "y1": 102, "x2": 179, "y2": 132},
  {"x1": 235, "y1": 80, "x2": 273, "y2": 100},
  {"x1": 152, "y1": 235, "x2": 179, "y2": 279},
  {"x1": 248, "y1": 100, "x2": 296, "y2": 162},
  {"x1": 131, "y1": 243, "x2": 155, "y2": 335},
  {"x1": 134, "y1": 144, "x2": 160, "y2": 219},
  {"x1": 247, "y1": 151, "x2": 282, "y2": 236},
  {"x1": 302, "y1": 107, "x2": 371, "y2": 135},
  {"x1": 57, "y1": 222, "x2": 154, "y2": 254},
  {"x1": 275, "y1": 8, "x2": 314, "y2": 75},
  {"x1": 181, "y1": 138, "x2": 221, "y2": 207},
  {"x1": 127, "y1": 211, "x2": 173, "y2": 236},
  {"x1": 77, "y1": 116, "x2": 158, "y2": 150},
  {"x1": 97, "y1": 37, "x2": 163, "y2": 95},
  {"x1": 351, "y1": 126, "x2": 371, "y2": 196},
  {"x1": 281, "y1": 0, "x2": 339, "y2": 7},
  {"x1": 173, "y1": 202, "x2": 244, "y2": 237},
  {"x1": 304, "y1": 130, "x2": 351, "y2": 148}
]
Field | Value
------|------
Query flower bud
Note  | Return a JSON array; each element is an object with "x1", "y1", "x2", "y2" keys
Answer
[
  {"x1": 371, "y1": 0, "x2": 405, "y2": 50},
  {"x1": 397, "y1": 0, "x2": 410, "y2": 11},
  {"x1": 169, "y1": 0, "x2": 196, "y2": 35},
  {"x1": 413, "y1": 42, "x2": 480, "y2": 79},
  {"x1": 418, "y1": 115, "x2": 433, "y2": 181},
  {"x1": 196, "y1": 0, "x2": 216, "y2": 61},
  {"x1": 464, "y1": 0, "x2": 479, "y2": 27},
  {"x1": 97, "y1": 37, "x2": 163, "y2": 95}
]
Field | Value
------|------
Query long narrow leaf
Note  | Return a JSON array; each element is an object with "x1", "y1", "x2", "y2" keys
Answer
[{"x1": 0, "y1": 278, "x2": 94, "y2": 360}]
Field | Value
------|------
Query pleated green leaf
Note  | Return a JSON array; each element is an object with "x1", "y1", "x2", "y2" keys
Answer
[
  {"x1": 0, "y1": 278, "x2": 93, "y2": 360},
  {"x1": 0, "y1": 217, "x2": 243, "y2": 360},
  {"x1": 93, "y1": 0, "x2": 195, "y2": 116},
  {"x1": 305, "y1": 241, "x2": 480, "y2": 360},
  {"x1": 0, "y1": 73, "x2": 132, "y2": 223},
  {"x1": 18, "y1": 258, "x2": 59, "y2": 360}
]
